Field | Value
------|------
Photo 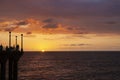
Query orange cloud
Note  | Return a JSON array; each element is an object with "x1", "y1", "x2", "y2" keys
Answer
[{"x1": 0, "y1": 18, "x2": 78, "y2": 34}]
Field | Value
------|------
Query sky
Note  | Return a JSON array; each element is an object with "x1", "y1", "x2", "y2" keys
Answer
[{"x1": 0, "y1": 0, "x2": 120, "y2": 51}]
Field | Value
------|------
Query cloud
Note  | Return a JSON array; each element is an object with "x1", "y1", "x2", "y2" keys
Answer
[
  {"x1": 16, "y1": 21, "x2": 28, "y2": 25},
  {"x1": 0, "y1": 0, "x2": 120, "y2": 35},
  {"x1": 70, "y1": 34, "x2": 91, "y2": 39},
  {"x1": 42, "y1": 23, "x2": 58, "y2": 28},
  {"x1": 105, "y1": 21, "x2": 117, "y2": 25},
  {"x1": 24, "y1": 31, "x2": 36, "y2": 37},
  {"x1": 43, "y1": 18, "x2": 54, "y2": 23},
  {"x1": 26, "y1": 32, "x2": 32, "y2": 35},
  {"x1": 24, "y1": 35, "x2": 36, "y2": 38},
  {"x1": 42, "y1": 18, "x2": 59, "y2": 29},
  {"x1": 0, "y1": 18, "x2": 76, "y2": 34},
  {"x1": 0, "y1": 18, "x2": 120, "y2": 35},
  {"x1": 4, "y1": 26, "x2": 18, "y2": 32},
  {"x1": 64, "y1": 43, "x2": 90, "y2": 47},
  {"x1": 0, "y1": 20, "x2": 29, "y2": 32}
]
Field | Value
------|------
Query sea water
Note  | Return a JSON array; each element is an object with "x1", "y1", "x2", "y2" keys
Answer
[{"x1": 18, "y1": 51, "x2": 120, "y2": 80}]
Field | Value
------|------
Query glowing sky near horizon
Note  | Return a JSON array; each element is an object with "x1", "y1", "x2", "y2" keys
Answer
[{"x1": 0, "y1": 0, "x2": 120, "y2": 51}]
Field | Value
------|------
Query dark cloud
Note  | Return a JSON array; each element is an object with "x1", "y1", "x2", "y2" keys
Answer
[
  {"x1": 75, "y1": 31, "x2": 88, "y2": 34},
  {"x1": 67, "y1": 27, "x2": 74, "y2": 30},
  {"x1": 4, "y1": 26, "x2": 18, "y2": 32},
  {"x1": 26, "y1": 32, "x2": 32, "y2": 35},
  {"x1": 71, "y1": 34, "x2": 91, "y2": 39},
  {"x1": 0, "y1": 20, "x2": 29, "y2": 32},
  {"x1": 24, "y1": 35, "x2": 36, "y2": 37},
  {"x1": 16, "y1": 21, "x2": 28, "y2": 25},
  {"x1": 43, "y1": 18, "x2": 54, "y2": 23},
  {"x1": 105, "y1": 21, "x2": 117, "y2": 25},
  {"x1": 78, "y1": 44, "x2": 89, "y2": 46},
  {"x1": 42, "y1": 18, "x2": 61, "y2": 29},
  {"x1": 24, "y1": 32, "x2": 35, "y2": 37},
  {"x1": 42, "y1": 23, "x2": 58, "y2": 28},
  {"x1": 64, "y1": 43, "x2": 90, "y2": 47}
]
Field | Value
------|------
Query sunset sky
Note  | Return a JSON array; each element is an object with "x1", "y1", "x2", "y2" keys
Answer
[{"x1": 0, "y1": 0, "x2": 120, "y2": 51}]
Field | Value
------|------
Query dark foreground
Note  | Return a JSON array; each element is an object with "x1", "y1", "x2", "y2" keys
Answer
[{"x1": 19, "y1": 51, "x2": 120, "y2": 80}]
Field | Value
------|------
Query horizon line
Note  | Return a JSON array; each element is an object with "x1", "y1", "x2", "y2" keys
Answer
[{"x1": 24, "y1": 50, "x2": 120, "y2": 52}]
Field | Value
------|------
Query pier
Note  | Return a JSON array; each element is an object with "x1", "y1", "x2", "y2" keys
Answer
[{"x1": 0, "y1": 32, "x2": 24, "y2": 80}]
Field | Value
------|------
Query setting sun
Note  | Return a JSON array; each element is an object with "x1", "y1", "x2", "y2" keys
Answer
[{"x1": 41, "y1": 50, "x2": 45, "y2": 52}]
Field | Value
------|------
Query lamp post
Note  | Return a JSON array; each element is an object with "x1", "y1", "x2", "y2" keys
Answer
[
  {"x1": 21, "y1": 34, "x2": 23, "y2": 52},
  {"x1": 9, "y1": 32, "x2": 12, "y2": 80},
  {"x1": 16, "y1": 36, "x2": 17, "y2": 47},
  {"x1": 9, "y1": 32, "x2": 11, "y2": 48}
]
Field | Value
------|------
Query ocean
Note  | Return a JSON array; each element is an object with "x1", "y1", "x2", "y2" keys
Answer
[{"x1": 18, "y1": 51, "x2": 120, "y2": 80}]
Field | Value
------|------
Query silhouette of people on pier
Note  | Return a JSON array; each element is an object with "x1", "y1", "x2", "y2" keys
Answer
[{"x1": 0, "y1": 32, "x2": 24, "y2": 80}]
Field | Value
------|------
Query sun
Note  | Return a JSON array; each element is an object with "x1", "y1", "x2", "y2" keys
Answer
[{"x1": 41, "y1": 50, "x2": 45, "y2": 52}]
